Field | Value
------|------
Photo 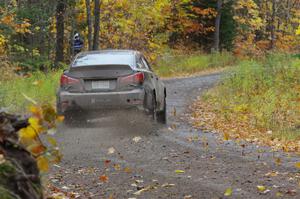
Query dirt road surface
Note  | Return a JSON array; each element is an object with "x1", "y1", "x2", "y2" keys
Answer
[{"x1": 49, "y1": 73, "x2": 300, "y2": 199}]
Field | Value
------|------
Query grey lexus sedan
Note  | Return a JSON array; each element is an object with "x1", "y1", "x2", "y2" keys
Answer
[{"x1": 56, "y1": 50, "x2": 166, "y2": 124}]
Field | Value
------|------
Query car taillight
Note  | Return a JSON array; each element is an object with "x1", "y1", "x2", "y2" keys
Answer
[
  {"x1": 119, "y1": 72, "x2": 144, "y2": 85},
  {"x1": 60, "y1": 74, "x2": 80, "y2": 86}
]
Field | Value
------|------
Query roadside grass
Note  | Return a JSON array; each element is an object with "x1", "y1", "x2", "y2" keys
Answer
[
  {"x1": 0, "y1": 71, "x2": 61, "y2": 113},
  {"x1": 191, "y1": 54, "x2": 300, "y2": 151},
  {"x1": 1, "y1": 53, "x2": 235, "y2": 113},
  {"x1": 153, "y1": 51, "x2": 236, "y2": 77}
]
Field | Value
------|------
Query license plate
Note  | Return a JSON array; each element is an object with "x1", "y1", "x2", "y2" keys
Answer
[{"x1": 91, "y1": 81, "x2": 110, "y2": 89}]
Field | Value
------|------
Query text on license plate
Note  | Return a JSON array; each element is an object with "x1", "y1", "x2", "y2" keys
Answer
[{"x1": 92, "y1": 81, "x2": 110, "y2": 89}]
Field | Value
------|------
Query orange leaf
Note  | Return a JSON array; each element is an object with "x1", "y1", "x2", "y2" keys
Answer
[
  {"x1": 99, "y1": 175, "x2": 108, "y2": 182},
  {"x1": 29, "y1": 144, "x2": 46, "y2": 155}
]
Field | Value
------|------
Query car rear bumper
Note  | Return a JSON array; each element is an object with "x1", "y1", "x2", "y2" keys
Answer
[{"x1": 58, "y1": 89, "x2": 145, "y2": 113}]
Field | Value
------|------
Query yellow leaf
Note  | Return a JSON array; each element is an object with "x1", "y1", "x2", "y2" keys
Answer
[
  {"x1": 19, "y1": 126, "x2": 37, "y2": 139},
  {"x1": 114, "y1": 164, "x2": 121, "y2": 170},
  {"x1": 257, "y1": 185, "x2": 266, "y2": 192},
  {"x1": 124, "y1": 167, "x2": 132, "y2": 173},
  {"x1": 276, "y1": 192, "x2": 283, "y2": 197},
  {"x1": 224, "y1": 132, "x2": 230, "y2": 141},
  {"x1": 175, "y1": 170, "x2": 185, "y2": 174},
  {"x1": 224, "y1": 188, "x2": 233, "y2": 196},
  {"x1": 28, "y1": 117, "x2": 43, "y2": 133},
  {"x1": 56, "y1": 115, "x2": 65, "y2": 122},
  {"x1": 37, "y1": 156, "x2": 49, "y2": 172},
  {"x1": 295, "y1": 162, "x2": 300, "y2": 169},
  {"x1": 275, "y1": 157, "x2": 281, "y2": 165}
]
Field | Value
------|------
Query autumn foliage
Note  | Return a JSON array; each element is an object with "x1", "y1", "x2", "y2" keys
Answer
[{"x1": 0, "y1": 0, "x2": 299, "y2": 67}]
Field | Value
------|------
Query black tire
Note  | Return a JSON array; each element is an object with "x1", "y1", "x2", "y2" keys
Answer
[
  {"x1": 156, "y1": 96, "x2": 167, "y2": 124},
  {"x1": 151, "y1": 94, "x2": 158, "y2": 122}
]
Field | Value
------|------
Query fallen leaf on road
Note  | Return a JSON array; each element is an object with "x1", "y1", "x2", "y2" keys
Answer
[
  {"x1": 135, "y1": 180, "x2": 143, "y2": 184},
  {"x1": 104, "y1": 160, "x2": 111, "y2": 166},
  {"x1": 133, "y1": 185, "x2": 151, "y2": 195},
  {"x1": 257, "y1": 185, "x2": 266, "y2": 192},
  {"x1": 132, "y1": 136, "x2": 142, "y2": 143},
  {"x1": 61, "y1": 186, "x2": 70, "y2": 190},
  {"x1": 224, "y1": 188, "x2": 232, "y2": 196},
  {"x1": 172, "y1": 107, "x2": 176, "y2": 116},
  {"x1": 286, "y1": 189, "x2": 297, "y2": 196},
  {"x1": 124, "y1": 167, "x2": 132, "y2": 173},
  {"x1": 223, "y1": 132, "x2": 230, "y2": 141},
  {"x1": 295, "y1": 162, "x2": 300, "y2": 169},
  {"x1": 114, "y1": 164, "x2": 121, "y2": 170},
  {"x1": 265, "y1": 171, "x2": 278, "y2": 177},
  {"x1": 262, "y1": 189, "x2": 271, "y2": 194},
  {"x1": 108, "y1": 147, "x2": 115, "y2": 154},
  {"x1": 99, "y1": 175, "x2": 108, "y2": 182},
  {"x1": 175, "y1": 170, "x2": 185, "y2": 174},
  {"x1": 161, "y1": 183, "x2": 175, "y2": 188},
  {"x1": 276, "y1": 192, "x2": 283, "y2": 197},
  {"x1": 170, "y1": 124, "x2": 177, "y2": 129},
  {"x1": 184, "y1": 195, "x2": 192, "y2": 199},
  {"x1": 275, "y1": 157, "x2": 281, "y2": 165}
]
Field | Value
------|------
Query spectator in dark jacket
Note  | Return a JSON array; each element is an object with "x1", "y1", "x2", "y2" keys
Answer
[{"x1": 73, "y1": 33, "x2": 84, "y2": 55}]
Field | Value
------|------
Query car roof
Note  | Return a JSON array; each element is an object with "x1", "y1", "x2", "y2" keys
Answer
[{"x1": 72, "y1": 50, "x2": 140, "y2": 67}]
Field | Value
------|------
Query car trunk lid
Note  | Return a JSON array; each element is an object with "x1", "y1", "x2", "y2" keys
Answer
[{"x1": 64, "y1": 65, "x2": 135, "y2": 92}]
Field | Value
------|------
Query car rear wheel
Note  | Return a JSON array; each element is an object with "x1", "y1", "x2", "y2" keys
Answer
[{"x1": 156, "y1": 96, "x2": 167, "y2": 124}]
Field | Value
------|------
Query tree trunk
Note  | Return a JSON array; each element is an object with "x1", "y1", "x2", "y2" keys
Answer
[
  {"x1": 213, "y1": 0, "x2": 222, "y2": 52},
  {"x1": 86, "y1": 0, "x2": 93, "y2": 50},
  {"x1": 93, "y1": 0, "x2": 100, "y2": 50},
  {"x1": 55, "y1": 0, "x2": 66, "y2": 66},
  {"x1": 270, "y1": 0, "x2": 276, "y2": 49}
]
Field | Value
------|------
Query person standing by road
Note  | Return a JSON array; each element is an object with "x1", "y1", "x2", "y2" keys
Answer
[{"x1": 72, "y1": 32, "x2": 84, "y2": 56}]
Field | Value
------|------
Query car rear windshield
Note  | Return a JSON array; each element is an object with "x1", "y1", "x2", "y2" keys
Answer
[{"x1": 72, "y1": 54, "x2": 135, "y2": 67}]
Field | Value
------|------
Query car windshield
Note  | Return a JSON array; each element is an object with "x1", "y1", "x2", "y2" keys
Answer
[{"x1": 72, "y1": 53, "x2": 134, "y2": 67}]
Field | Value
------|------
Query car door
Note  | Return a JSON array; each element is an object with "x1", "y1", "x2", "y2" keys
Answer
[{"x1": 141, "y1": 56, "x2": 165, "y2": 111}]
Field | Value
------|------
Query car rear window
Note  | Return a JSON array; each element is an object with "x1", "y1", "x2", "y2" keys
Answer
[{"x1": 72, "y1": 54, "x2": 135, "y2": 67}]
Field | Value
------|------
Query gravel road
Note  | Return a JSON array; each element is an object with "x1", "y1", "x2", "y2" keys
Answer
[{"x1": 49, "y1": 73, "x2": 300, "y2": 199}]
